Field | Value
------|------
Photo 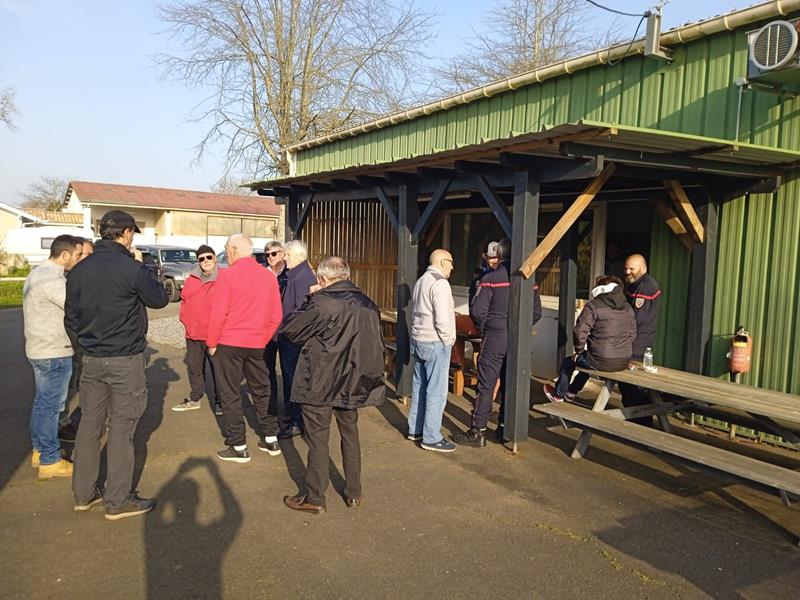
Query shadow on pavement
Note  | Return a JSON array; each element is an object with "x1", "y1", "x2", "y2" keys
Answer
[{"x1": 145, "y1": 457, "x2": 242, "y2": 600}]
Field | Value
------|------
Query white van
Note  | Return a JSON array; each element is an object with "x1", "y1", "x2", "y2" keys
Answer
[{"x1": 3, "y1": 225, "x2": 95, "y2": 266}]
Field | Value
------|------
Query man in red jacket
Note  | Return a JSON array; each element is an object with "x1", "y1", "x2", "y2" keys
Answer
[
  {"x1": 207, "y1": 233, "x2": 283, "y2": 463},
  {"x1": 173, "y1": 244, "x2": 221, "y2": 415}
]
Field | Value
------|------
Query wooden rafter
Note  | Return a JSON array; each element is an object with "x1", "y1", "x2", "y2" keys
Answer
[
  {"x1": 651, "y1": 198, "x2": 695, "y2": 251},
  {"x1": 664, "y1": 179, "x2": 704, "y2": 243},
  {"x1": 519, "y1": 162, "x2": 616, "y2": 279}
]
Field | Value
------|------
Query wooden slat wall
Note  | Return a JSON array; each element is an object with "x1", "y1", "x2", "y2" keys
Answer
[{"x1": 303, "y1": 200, "x2": 397, "y2": 309}]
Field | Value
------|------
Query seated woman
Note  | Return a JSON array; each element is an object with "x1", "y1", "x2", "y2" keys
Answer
[{"x1": 544, "y1": 275, "x2": 636, "y2": 403}]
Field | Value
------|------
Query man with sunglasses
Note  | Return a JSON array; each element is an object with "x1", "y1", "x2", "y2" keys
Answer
[
  {"x1": 264, "y1": 241, "x2": 288, "y2": 418},
  {"x1": 174, "y1": 245, "x2": 221, "y2": 415}
]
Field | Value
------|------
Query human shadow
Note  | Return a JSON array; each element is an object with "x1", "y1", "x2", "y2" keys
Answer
[
  {"x1": 134, "y1": 351, "x2": 179, "y2": 490},
  {"x1": 278, "y1": 437, "x2": 308, "y2": 494},
  {"x1": 145, "y1": 457, "x2": 242, "y2": 600}
]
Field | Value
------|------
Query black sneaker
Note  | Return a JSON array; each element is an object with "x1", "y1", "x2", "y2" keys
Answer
[
  {"x1": 74, "y1": 490, "x2": 103, "y2": 512},
  {"x1": 217, "y1": 447, "x2": 251, "y2": 463},
  {"x1": 105, "y1": 493, "x2": 155, "y2": 521},
  {"x1": 214, "y1": 403, "x2": 223, "y2": 416},
  {"x1": 452, "y1": 427, "x2": 486, "y2": 448},
  {"x1": 257, "y1": 439, "x2": 281, "y2": 456},
  {"x1": 278, "y1": 425, "x2": 304, "y2": 439}
]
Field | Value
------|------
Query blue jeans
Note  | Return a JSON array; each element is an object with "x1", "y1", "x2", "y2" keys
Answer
[
  {"x1": 408, "y1": 340, "x2": 452, "y2": 444},
  {"x1": 29, "y1": 357, "x2": 72, "y2": 465},
  {"x1": 554, "y1": 353, "x2": 593, "y2": 398}
]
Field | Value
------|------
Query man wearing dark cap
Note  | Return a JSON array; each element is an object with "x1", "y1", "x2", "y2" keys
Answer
[
  {"x1": 173, "y1": 244, "x2": 221, "y2": 414},
  {"x1": 65, "y1": 210, "x2": 169, "y2": 520}
]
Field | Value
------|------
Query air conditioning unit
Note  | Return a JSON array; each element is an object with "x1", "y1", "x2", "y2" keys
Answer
[{"x1": 747, "y1": 19, "x2": 800, "y2": 86}]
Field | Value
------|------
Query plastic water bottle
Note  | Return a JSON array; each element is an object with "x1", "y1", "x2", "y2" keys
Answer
[{"x1": 643, "y1": 347, "x2": 656, "y2": 372}]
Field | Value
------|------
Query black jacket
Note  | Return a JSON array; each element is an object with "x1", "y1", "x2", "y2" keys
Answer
[
  {"x1": 65, "y1": 240, "x2": 169, "y2": 357},
  {"x1": 624, "y1": 273, "x2": 662, "y2": 359},
  {"x1": 574, "y1": 286, "x2": 636, "y2": 371},
  {"x1": 469, "y1": 261, "x2": 542, "y2": 335},
  {"x1": 281, "y1": 280, "x2": 385, "y2": 409}
]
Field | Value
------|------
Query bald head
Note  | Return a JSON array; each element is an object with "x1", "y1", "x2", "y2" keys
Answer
[
  {"x1": 226, "y1": 232, "x2": 254, "y2": 265},
  {"x1": 624, "y1": 254, "x2": 647, "y2": 284},
  {"x1": 429, "y1": 249, "x2": 454, "y2": 279}
]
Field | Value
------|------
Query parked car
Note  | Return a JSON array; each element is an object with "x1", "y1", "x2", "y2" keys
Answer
[
  {"x1": 216, "y1": 248, "x2": 268, "y2": 268},
  {"x1": 136, "y1": 245, "x2": 198, "y2": 302}
]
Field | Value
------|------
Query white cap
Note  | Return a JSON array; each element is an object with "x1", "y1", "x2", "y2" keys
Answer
[{"x1": 486, "y1": 241, "x2": 499, "y2": 258}]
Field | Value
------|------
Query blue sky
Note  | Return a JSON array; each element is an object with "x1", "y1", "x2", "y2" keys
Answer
[{"x1": 0, "y1": 0, "x2": 750, "y2": 205}]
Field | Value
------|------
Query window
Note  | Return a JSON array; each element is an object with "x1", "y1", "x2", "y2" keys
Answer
[
  {"x1": 40, "y1": 237, "x2": 55, "y2": 250},
  {"x1": 160, "y1": 249, "x2": 197, "y2": 263}
]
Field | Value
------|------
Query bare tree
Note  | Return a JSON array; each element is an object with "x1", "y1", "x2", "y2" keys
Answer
[
  {"x1": 20, "y1": 177, "x2": 68, "y2": 211},
  {"x1": 210, "y1": 176, "x2": 251, "y2": 195},
  {"x1": 1, "y1": 86, "x2": 18, "y2": 130},
  {"x1": 434, "y1": 0, "x2": 620, "y2": 93},
  {"x1": 157, "y1": 0, "x2": 436, "y2": 178}
]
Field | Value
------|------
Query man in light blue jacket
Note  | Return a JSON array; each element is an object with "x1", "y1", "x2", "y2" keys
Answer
[{"x1": 408, "y1": 249, "x2": 456, "y2": 452}]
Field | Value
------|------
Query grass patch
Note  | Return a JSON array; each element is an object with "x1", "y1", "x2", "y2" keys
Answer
[{"x1": 0, "y1": 280, "x2": 24, "y2": 307}]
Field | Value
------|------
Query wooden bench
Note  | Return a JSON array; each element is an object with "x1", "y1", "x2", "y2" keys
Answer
[{"x1": 536, "y1": 401, "x2": 800, "y2": 505}]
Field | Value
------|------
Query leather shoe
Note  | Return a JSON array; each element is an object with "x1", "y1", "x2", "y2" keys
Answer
[
  {"x1": 278, "y1": 425, "x2": 304, "y2": 439},
  {"x1": 346, "y1": 496, "x2": 362, "y2": 508},
  {"x1": 284, "y1": 494, "x2": 325, "y2": 514}
]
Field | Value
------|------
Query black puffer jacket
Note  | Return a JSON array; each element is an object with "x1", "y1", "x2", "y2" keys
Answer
[
  {"x1": 573, "y1": 286, "x2": 636, "y2": 371},
  {"x1": 65, "y1": 240, "x2": 169, "y2": 357},
  {"x1": 280, "y1": 280, "x2": 385, "y2": 409}
]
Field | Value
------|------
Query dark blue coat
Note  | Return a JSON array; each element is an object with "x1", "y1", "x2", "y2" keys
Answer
[{"x1": 281, "y1": 259, "x2": 317, "y2": 322}]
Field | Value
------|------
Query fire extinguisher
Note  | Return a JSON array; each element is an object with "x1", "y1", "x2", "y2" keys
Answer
[{"x1": 729, "y1": 326, "x2": 752, "y2": 375}]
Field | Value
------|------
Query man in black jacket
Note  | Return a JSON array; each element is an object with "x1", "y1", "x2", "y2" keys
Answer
[
  {"x1": 65, "y1": 210, "x2": 169, "y2": 520},
  {"x1": 621, "y1": 253, "x2": 662, "y2": 425},
  {"x1": 453, "y1": 239, "x2": 542, "y2": 447},
  {"x1": 280, "y1": 256, "x2": 384, "y2": 514}
]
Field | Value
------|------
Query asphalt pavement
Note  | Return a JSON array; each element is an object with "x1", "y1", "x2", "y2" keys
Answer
[{"x1": 1, "y1": 305, "x2": 799, "y2": 599}]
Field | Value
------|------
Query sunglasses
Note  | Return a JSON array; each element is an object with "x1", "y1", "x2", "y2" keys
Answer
[
  {"x1": 198, "y1": 255, "x2": 215, "y2": 263},
  {"x1": 267, "y1": 251, "x2": 282, "y2": 257}
]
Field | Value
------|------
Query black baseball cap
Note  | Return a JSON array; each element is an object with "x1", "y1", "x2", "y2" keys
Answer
[{"x1": 100, "y1": 210, "x2": 141, "y2": 233}]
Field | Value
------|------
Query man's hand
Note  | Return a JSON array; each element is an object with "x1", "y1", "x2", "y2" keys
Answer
[
  {"x1": 208, "y1": 347, "x2": 217, "y2": 356},
  {"x1": 132, "y1": 247, "x2": 143, "y2": 262},
  {"x1": 309, "y1": 284, "x2": 321, "y2": 294}
]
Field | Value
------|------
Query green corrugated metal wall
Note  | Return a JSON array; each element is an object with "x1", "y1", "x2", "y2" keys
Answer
[
  {"x1": 291, "y1": 13, "x2": 800, "y2": 394},
  {"x1": 294, "y1": 17, "x2": 800, "y2": 176}
]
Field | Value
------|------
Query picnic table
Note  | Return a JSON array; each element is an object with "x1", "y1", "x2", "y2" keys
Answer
[{"x1": 533, "y1": 363, "x2": 800, "y2": 512}]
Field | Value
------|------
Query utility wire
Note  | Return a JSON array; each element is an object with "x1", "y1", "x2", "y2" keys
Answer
[
  {"x1": 607, "y1": 14, "x2": 647, "y2": 66},
  {"x1": 584, "y1": 0, "x2": 647, "y2": 18}
]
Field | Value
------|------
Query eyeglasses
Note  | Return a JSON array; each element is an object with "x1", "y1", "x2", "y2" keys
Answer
[
  {"x1": 198, "y1": 255, "x2": 215, "y2": 263},
  {"x1": 267, "y1": 251, "x2": 282, "y2": 257},
  {"x1": 443, "y1": 258, "x2": 454, "y2": 266}
]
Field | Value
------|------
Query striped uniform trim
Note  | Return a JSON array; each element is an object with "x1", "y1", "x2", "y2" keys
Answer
[
  {"x1": 625, "y1": 289, "x2": 662, "y2": 301},
  {"x1": 477, "y1": 282, "x2": 511, "y2": 288}
]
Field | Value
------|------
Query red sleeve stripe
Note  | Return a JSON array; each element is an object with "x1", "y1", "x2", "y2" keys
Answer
[
  {"x1": 478, "y1": 282, "x2": 511, "y2": 288},
  {"x1": 625, "y1": 290, "x2": 662, "y2": 300}
]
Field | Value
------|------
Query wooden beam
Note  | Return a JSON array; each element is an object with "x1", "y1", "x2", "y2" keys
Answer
[
  {"x1": 455, "y1": 160, "x2": 506, "y2": 175},
  {"x1": 664, "y1": 179, "x2": 704, "y2": 244},
  {"x1": 417, "y1": 166, "x2": 456, "y2": 179},
  {"x1": 519, "y1": 162, "x2": 616, "y2": 279},
  {"x1": 376, "y1": 186, "x2": 400, "y2": 233},
  {"x1": 295, "y1": 195, "x2": 315, "y2": 236},
  {"x1": 412, "y1": 178, "x2": 451, "y2": 242},
  {"x1": 475, "y1": 175, "x2": 512, "y2": 238},
  {"x1": 651, "y1": 198, "x2": 695, "y2": 251}
]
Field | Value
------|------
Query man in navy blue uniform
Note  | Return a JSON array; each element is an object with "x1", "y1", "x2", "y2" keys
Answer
[
  {"x1": 620, "y1": 253, "x2": 662, "y2": 425},
  {"x1": 453, "y1": 239, "x2": 542, "y2": 447}
]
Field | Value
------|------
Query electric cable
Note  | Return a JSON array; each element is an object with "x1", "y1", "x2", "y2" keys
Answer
[
  {"x1": 584, "y1": 0, "x2": 647, "y2": 18},
  {"x1": 606, "y1": 14, "x2": 647, "y2": 66}
]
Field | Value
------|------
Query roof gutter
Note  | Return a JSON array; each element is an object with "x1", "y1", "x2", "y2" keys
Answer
[{"x1": 286, "y1": 0, "x2": 800, "y2": 153}]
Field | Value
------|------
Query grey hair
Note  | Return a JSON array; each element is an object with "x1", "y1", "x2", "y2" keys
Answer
[
  {"x1": 228, "y1": 232, "x2": 253, "y2": 255},
  {"x1": 284, "y1": 239, "x2": 307, "y2": 260},
  {"x1": 265, "y1": 240, "x2": 283, "y2": 251},
  {"x1": 316, "y1": 256, "x2": 350, "y2": 283},
  {"x1": 497, "y1": 238, "x2": 511, "y2": 261}
]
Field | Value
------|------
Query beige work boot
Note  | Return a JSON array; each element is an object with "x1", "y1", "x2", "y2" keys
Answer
[
  {"x1": 31, "y1": 451, "x2": 40, "y2": 468},
  {"x1": 38, "y1": 459, "x2": 73, "y2": 479}
]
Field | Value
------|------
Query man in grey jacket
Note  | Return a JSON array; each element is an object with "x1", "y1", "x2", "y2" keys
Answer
[
  {"x1": 23, "y1": 234, "x2": 84, "y2": 479},
  {"x1": 408, "y1": 249, "x2": 457, "y2": 452}
]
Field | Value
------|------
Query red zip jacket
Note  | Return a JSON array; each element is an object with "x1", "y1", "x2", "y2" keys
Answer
[
  {"x1": 207, "y1": 256, "x2": 282, "y2": 349},
  {"x1": 179, "y1": 269, "x2": 217, "y2": 341}
]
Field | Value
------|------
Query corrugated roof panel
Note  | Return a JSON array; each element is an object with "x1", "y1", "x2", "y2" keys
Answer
[
  {"x1": 601, "y1": 63, "x2": 623, "y2": 124},
  {"x1": 681, "y1": 38, "x2": 709, "y2": 134},
  {"x1": 704, "y1": 31, "x2": 735, "y2": 138}
]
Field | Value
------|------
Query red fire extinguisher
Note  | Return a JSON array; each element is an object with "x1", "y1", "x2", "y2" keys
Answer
[{"x1": 729, "y1": 326, "x2": 752, "y2": 374}]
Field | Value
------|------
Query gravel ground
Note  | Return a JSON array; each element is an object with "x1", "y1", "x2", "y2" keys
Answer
[{"x1": 146, "y1": 313, "x2": 186, "y2": 349}]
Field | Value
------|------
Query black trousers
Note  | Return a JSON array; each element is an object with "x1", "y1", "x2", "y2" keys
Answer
[
  {"x1": 472, "y1": 331, "x2": 507, "y2": 430},
  {"x1": 185, "y1": 338, "x2": 217, "y2": 403},
  {"x1": 277, "y1": 337, "x2": 304, "y2": 431},
  {"x1": 301, "y1": 404, "x2": 361, "y2": 506},
  {"x1": 263, "y1": 340, "x2": 280, "y2": 407},
  {"x1": 212, "y1": 345, "x2": 278, "y2": 447},
  {"x1": 619, "y1": 382, "x2": 653, "y2": 426}
]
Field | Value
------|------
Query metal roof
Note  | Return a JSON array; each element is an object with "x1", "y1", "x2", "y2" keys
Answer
[{"x1": 250, "y1": 120, "x2": 800, "y2": 190}]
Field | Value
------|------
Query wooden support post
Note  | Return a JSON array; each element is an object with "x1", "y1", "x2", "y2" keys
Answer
[
  {"x1": 284, "y1": 197, "x2": 299, "y2": 241},
  {"x1": 652, "y1": 198, "x2": 695, "y2": 251},
  {"x1": 395, "y1": 184, "x2": 418, "y2": 402},
  {"x1": 295, "y1": 195, "x2": 315, "y2": 237},
  {"x1": 557, "y1": 199, "x2": 578, "y2": 365},
  {"x1": 519, "y1": 163, "x2": 615, "y2": 279},
  {"x1": 685, "y1": 198, "x2": 719, "y2": 374},
  {"x1": 504, "y1": 169, "x2": 540, "y2": 446},
  {"x1": 664, "y1": 179, "x2": 705, "y2": 243}
]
